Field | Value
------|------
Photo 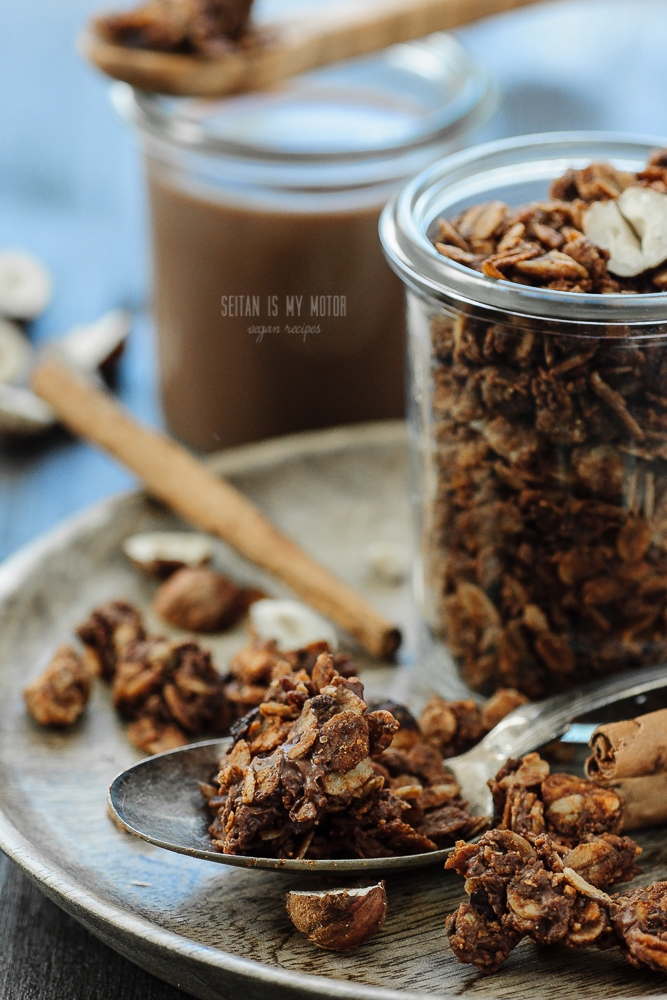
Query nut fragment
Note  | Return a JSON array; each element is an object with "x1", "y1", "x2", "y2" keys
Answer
[
  {"x1": 0, "y1": 382, "x2": 55, "y2": 436},
  {"x1": 250, "y1": 598, "x2": 337, "y2": 650},
  {"x1": 286, "y1": 882, "x2": 387, "y2": 951},
  {"x1": 364, "y1": 541, "x2": 409, "y2": 585},
  {"x1": 583, "y1": 186, "x2": 667, "y2": 277},
  {"x1": 0, "y1": 319, "x2": 33, "y2": 384},
  {"x1": 0, "y1": 250, "x2": 52, "y2": 319},
  {"x1": 583, "y1": 199, "x2": 645, "y2": 277},
  {"x1": 24, "y1": 645, "x2": 91, "y2": 726},
  {"x1": 123, "y1": 531, "x2": 213, "y2": 579},
  {"x1": 57, "y1": 309, "x2": 131, "y2": 378},
  {"x1": 618, "y1": 185, "x2": 667, "y2": 270},
  {"x1": 153, "y1": 566, "x2": 255, "y2": 632}
]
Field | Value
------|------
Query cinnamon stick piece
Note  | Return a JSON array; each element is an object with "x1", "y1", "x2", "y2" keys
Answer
[
  {"x1": 616, "y1": 774, "x2": 667, "y2": 832},
  {"x1": 31, "y1": 358, "x2": 401, "y2": 659},
  {"x1": 586, "y1": 707, "x2": 667, "y2": 781}
]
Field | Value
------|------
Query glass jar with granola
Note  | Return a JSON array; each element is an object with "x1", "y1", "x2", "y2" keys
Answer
[{"x1": 380, "y1": 133, "x2": 667, "y2": 699}]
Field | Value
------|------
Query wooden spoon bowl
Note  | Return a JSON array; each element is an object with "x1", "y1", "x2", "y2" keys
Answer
[{"x1": 81, "y1": 0, "x2": 544, "y2": 97}]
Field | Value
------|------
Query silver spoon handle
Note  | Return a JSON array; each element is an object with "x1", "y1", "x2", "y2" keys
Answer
[{"x1": 448, "y1": 661, "x2": 667, "y2": 813}]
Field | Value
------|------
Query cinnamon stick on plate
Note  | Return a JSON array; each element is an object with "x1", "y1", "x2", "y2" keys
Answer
[
  {"x1": 586, "y1": 706, "x2": 667, "y2": 782},
  {"x1": 31, "y1": 357, "x2": 401, "y2": 659}
]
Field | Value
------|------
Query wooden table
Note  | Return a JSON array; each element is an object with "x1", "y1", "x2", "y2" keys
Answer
[{"x1": 2, "y1": 0, "x2": 667, "y2": 995}]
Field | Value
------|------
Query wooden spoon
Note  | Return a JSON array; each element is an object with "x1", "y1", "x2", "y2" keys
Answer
[{"x1": 80, "y1": 0, "x2": 544, "y2": 97}]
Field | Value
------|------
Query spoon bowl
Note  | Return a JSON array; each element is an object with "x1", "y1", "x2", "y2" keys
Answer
[{"x1": 108, "y1": 737, "x2": 454, "y2": 872}]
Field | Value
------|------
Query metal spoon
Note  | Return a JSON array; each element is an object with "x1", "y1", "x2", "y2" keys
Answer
[{"x1": 108, "y1": 661, "x2": 667, "y2": 873}]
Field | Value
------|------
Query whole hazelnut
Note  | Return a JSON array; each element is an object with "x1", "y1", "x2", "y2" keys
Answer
[
  {"x1": 153, "y1": 566, "x2": 245, "y2": 633},
  {"x1": 286, "y1": 882, "x2": 387, "y2": 951}
]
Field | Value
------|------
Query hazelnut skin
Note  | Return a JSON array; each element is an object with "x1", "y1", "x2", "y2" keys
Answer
[
  {"x1": 153, "y1": 566, "x2": 244, "y2": 632},
  {"x1": 286, "y1": 882, "x2": 387, "y2": 951}
]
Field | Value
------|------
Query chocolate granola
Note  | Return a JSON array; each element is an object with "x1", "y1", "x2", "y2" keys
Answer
[
  {"x1": 75, "y1": 600, "x2": 233, "y2": 752},
  {"x1": 418, "y1": 688, "x2": 528, "y2": 757},
  {"x1": 426, "y1": 150, "x2": 667, "y2": 696},
  {"x1": 113, "y1": 637, "x2": 232, "y2": 753},
  {"x1": 203, "y1": 652, "x2": 487, "y2": 859},
  {"x1": 76, "y1": 600, "x2": 145, "y2": 681},
  {"x1": 614, "y1": 881, "x2": 667, "y2": 972},
  {"x1": 23, "y1": 644, "x2": 91, "y2": 727},
  {"x1": 488, "y1": 752, "x2": 629, "y2": 849},
  {"x1": 445, "y1": 827, "x2": 659, "y2": 975},
  {"x1": 94, "y1": 0, "x2": 255, "y2": 56}
]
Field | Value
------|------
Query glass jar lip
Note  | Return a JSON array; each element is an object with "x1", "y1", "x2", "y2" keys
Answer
[
  {"x1": 380, "y1": 131, "x2": 667, "y2": 327},
  {"x1": 111, "y1": 33, "x2": 495, "y2": 164}
]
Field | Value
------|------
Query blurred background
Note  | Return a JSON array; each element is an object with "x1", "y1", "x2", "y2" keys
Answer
[
  {"x1": 2, "y1": 0, "x2": 667, "y2": 562},
  {"x1": 1, "y1": 1, "x2": 667, "y2": 995}
]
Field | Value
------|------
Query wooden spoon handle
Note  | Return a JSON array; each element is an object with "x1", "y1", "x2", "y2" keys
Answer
[
  {"x1": 31, "y1": 358, "x2": 401, "y2": 659},
  {"x1": 82, "y1": 0, "x2": 543, "y2": 96}
]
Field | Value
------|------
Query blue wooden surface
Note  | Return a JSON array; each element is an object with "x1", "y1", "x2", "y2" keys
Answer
[{"x1": 1, "y1": 1, "x2": 666, "y2": 996}]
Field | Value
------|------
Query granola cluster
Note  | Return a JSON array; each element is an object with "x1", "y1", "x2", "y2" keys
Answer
[
  {"x1": 23, "y1": 645, "x2": 91, "y2": 727},
  {"x1": 614, "y1": 881, "x2": 667, "y2": 972},
  {"x1": 94, "y1": 0, "x2": 254, "y2": 56},
  {"x1": 223, "y1": 637, "x2": 358, "y2": 718},
  {"x1": 443, "y1": 751, "x2": 654, "y2": 975},
  {"x1": 203, "y1": 651, "x2": 487, "y2": 859},
  {"x1": 77, "y1": 600, "x2": 231, "y2": 753},
  {"x1": 426, "y1": 152, "x2": 667, "y2": 696},
  {"x1": 488, "y1": 751, "x2": 627, "y2": 847},
  {"x1": 418, "y1": 688, "x2": 528, "y2": 757},
  {"x1": 435, "y1": 152, "x2": 667, "y2": 292},
  {"x1": 445, "y1": 828, "x2": 666, "y2": 976}
]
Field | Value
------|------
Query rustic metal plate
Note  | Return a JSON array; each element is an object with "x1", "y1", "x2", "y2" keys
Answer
[{"x1": 0, "y1": 421, "x2": 666, "y2": 1000}]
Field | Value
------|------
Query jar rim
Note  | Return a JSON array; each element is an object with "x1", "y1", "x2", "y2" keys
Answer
[
  {"x1": 380, "y1": 131, "x2": 667, "y2": 326},
  {"x1": 111, "y1": 33, "x2": 495, "y2": 164}
]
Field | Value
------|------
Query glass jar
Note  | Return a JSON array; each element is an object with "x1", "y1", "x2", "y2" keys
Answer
[
  {"x1": 380, "y1": 132, "x2": 667, "y2": 700},
  {"x1": 113, "y1": 35, "x2": 494, "y2": 451}
]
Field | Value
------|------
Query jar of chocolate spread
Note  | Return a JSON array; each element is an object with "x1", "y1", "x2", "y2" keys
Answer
[{"x1": 115, "y1": 34, "x2": 494, "y2": 450}]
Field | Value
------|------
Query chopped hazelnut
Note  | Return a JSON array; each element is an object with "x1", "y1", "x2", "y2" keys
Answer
[
  {"x1": 286, "y1": 882, "x2": 387, "y2": 950},
  {"x1": 123, "y1": 531, "x2": 213, "y2": 579}
]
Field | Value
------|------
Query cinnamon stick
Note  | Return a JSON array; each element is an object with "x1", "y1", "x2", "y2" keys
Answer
[
  {"x1": 31, "y1": 358, "x2": 401, "y2": 659},
  {"x1": 586, "y1": 707, "x2": 667, "y2": 782},
  {"x1": 616, "y1": 774, "x2": 667, "y2": 832}
]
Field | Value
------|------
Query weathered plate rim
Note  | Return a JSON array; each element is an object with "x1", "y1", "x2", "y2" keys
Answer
[{"x1": 0, "y1": 420, "x2": 460, "y2": 1000}]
